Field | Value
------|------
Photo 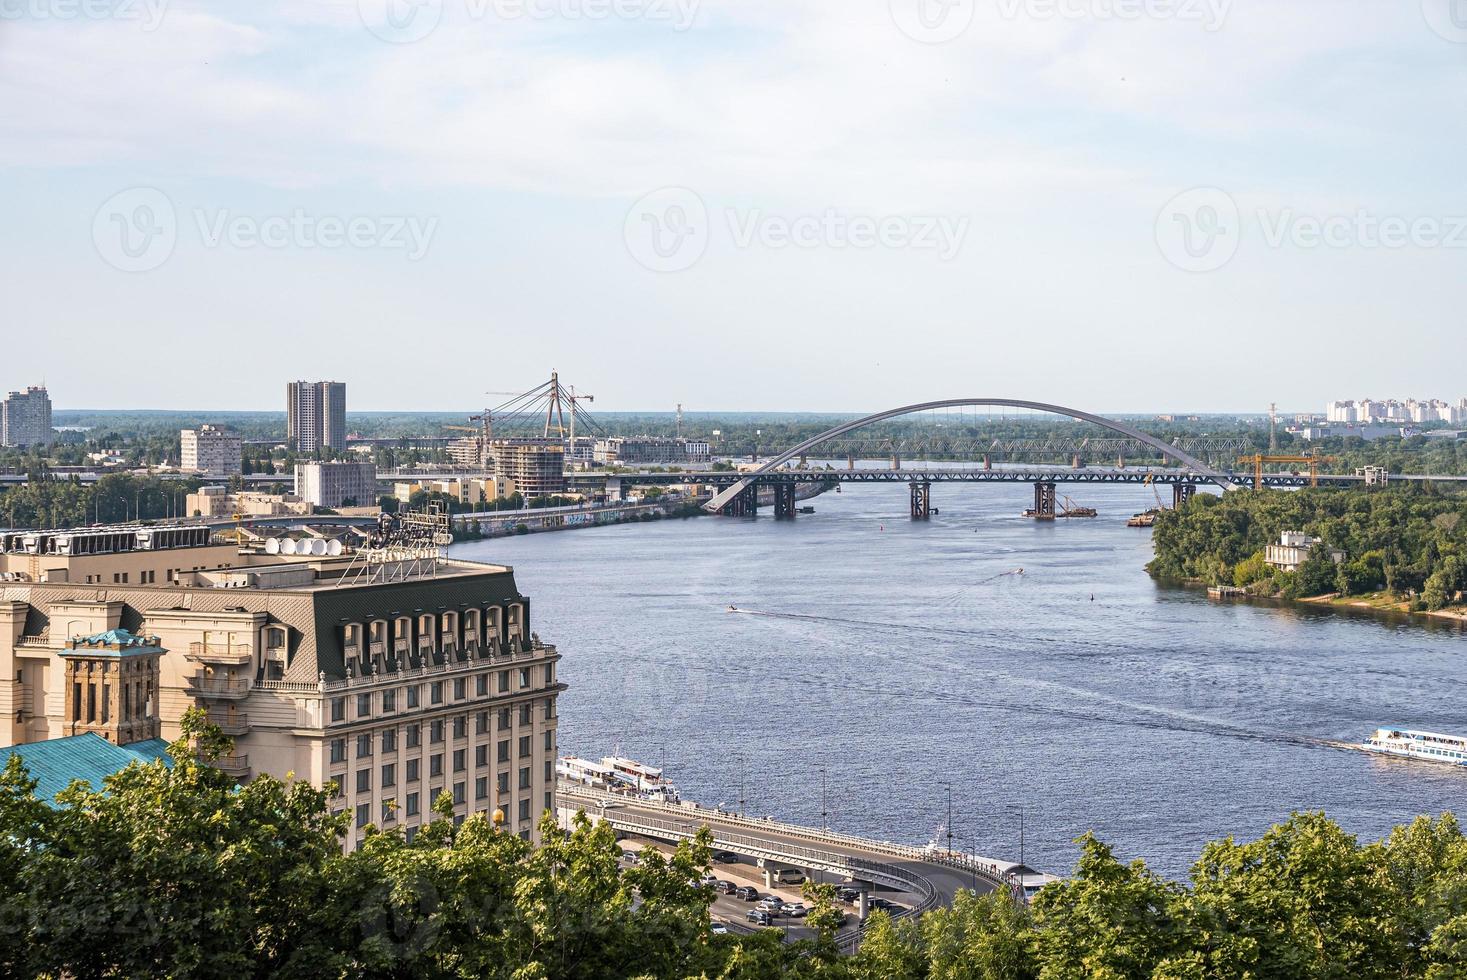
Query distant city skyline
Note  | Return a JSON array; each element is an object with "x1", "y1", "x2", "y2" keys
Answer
[{"x1": 5, "y1": 1, "x2": 1465, "y2": 411}]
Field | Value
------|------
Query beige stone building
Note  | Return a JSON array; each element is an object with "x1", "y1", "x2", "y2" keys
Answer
[
  {"x1": 0, "y1": 524, "x2": 564, "y2": 846},
  {"x1": 187, "y1": 487, "x2": 313, "y2": 519}
]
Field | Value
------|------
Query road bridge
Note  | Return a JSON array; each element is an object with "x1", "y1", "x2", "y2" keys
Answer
[{"x1": 557, "y1": 785, "x2": 1033, "y2": 949}]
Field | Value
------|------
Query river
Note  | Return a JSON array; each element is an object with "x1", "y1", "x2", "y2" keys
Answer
[{"x1": 450, "y1": 480, "x2": 1467, "y2": 880}]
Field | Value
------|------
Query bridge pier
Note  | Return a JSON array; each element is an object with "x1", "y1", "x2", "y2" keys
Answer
[
  {"x1": 773, "y1": 482, "x2": 797, "y2": 519},
  {"x1": 1173, "y1": 483, "x2": 1196, "y2": 509},
  {"x1": 718, "y1": 483, "x2": 760, "y2": 517},
  {"x1": 891, "y1": 454, "x2": 901, "y2": 470},
  {"x1": 1072, "y1": 453, "x2": 1082, "y2": 469},
  {"x1": 910, "y1": 481, "x2": 932, "y2": 520},
  {"x1": 847, "y1": 454, "x2": 855, "y2": 470},
  {"x1": 856, "y1": 890, "x2": 869, "y2": 920},
  {"x1": 1029, "y1": 482, "x2": 1057, "y2": 520},
  {"x1": 983, "y1": 454, "x2": 992, "y2": 470}
]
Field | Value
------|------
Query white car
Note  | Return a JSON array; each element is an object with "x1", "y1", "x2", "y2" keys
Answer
[
  {"x1": 710, "y1": 922, "x2": 729, "y2": 936},
  {"x1": 779, "y1": 902, "x2": 808, "y2": 917}
]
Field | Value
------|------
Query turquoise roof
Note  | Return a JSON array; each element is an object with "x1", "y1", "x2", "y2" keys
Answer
[
  {"x1": 6, "y1": 733, "x2": 172, "y2": 806},
  {"x1": 66, "y1": 628, "x2": 165, "y2": 657}
]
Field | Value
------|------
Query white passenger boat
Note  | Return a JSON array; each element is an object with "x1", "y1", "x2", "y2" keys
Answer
[
  {"x1": 1363, "y1": 727, "x2": 1467, "y2": 766},
  {"x1": 557, "y1": 755, "x2": 680, "y2": 803}
]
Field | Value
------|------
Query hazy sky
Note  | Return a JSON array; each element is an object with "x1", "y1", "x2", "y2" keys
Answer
[{"x1": 3, "y1": 0, "x2": 1464, "y2": 414}]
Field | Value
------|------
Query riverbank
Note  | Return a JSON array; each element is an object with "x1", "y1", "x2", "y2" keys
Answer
[{"x1": 1196, "y1": 579, "x2": 1467, "y2": 628}]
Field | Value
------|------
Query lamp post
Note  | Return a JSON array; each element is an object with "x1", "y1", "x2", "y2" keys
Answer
[
  {"x1": 942, "y1": 783, "x2": 954, "y2": 858},
  {"x1": 820, "y1": 765, "x2": 828, "y2": 831}
]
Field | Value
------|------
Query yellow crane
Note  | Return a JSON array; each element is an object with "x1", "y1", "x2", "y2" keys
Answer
[{"x1": 1237, "y1": 453, "x2": 1337, "y2": 490}]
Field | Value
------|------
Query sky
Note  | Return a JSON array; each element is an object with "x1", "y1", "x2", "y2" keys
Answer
[{"x1": 1, "y1": 0, "x2": 1465, "y2": 414}]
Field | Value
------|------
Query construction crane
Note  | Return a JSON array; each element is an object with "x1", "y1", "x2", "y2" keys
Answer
[
  {"x1": 444, "y1": 392, "x2": 521, "y2": 473},
  {"x1": 1238, "y1": 453, "x2": 1338, "y2": 490}
]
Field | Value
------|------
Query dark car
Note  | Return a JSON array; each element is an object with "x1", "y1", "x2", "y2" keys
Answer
[
  {"x1": 868, "y1": 898, "x2": 898, "y2": 912},
  {"x1": 835, "y1": 887, "x2": 860, "y2": 904},
  {"x1": 712, "y1": 851, "x2": 741, "y2": 864},
  {"x1": 714, "y1": 880, "x2": 738, "y2": 894},
  {"x1": 746, "y1": 909, "x2": 772, "y2": 926},
  {"x1": 735, "y1": 886, "x2": 760, "y2": 901}
]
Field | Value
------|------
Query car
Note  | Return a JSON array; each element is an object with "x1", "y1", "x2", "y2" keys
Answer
[
  {"x1": 714, "y1": 880, "x2": 737, "y2": 894},
  {"x1": 779, "y1": 902, "x2": 808, "y2": 917},
  {"x1": 734, "y1": 886, "x2": 760, "y2": 901},
  {"x1": 756, "y1": 899, "x2": 783, "y2": 915},
  {"x1": 835, "y1": 887, "x2": 861, "y2": 904},
  {"x1": 867, "y1": 898, "x2": 899, "y2": 912},
  {"x1": 772, "y1": 869, "x2": 806, "y2": 886},
  {"x1": 710, "y1": 922, "x2": 729, "y2": 936},
  {"x1": 621, "y1": 849, "x2": 639, "y2": 864},
  {"x1": 712, "y1": 851, "x2": 741, "y2": 864},
  {"x1": 746, "y1": 909, "x2": 772, "y2": 926}
]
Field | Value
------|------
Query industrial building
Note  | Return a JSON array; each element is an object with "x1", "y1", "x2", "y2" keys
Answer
[
  {"x1": 287, "y1": 381, "x2": 347, "y2": 453},
  {"x1": 180, "y1": 424, "x2": 242, "y2": 477},
  {"x1": 0, "y1": 523, "x2": 564, "y2": 847},
  {"x1": 1, "y1": 386, "x2": 52, "y2": 447},
  {"x1": 294, "y1": 460, "x2": 377, "y2": 509}
]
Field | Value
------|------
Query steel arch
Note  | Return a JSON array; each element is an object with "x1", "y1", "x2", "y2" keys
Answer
[{"x1": 704, "y1": 398, "x2": 1240, "y2": 512}]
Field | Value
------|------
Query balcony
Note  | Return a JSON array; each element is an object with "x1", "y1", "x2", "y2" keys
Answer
[
  {"x1": 369, "y1": 641, "x2": 386, "y2": 658},
  {"x1": 186, "y1": 675, "x2": 252, "y2": 700},
  {"x1": 212, "y1": 754, "x2": 251, "y2": 780},
  {"x1": 187, "y1": 642, "x2": 254, "y2": 667},
  {"x1": 205, "y1": 708, "x2": 249, "y2": 735}
]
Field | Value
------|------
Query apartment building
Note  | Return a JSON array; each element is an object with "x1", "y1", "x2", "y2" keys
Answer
[
  {"x1": 295, "y1": 460, "x2": 377, "y2": 509},
  {"x1": 593, "y1": 437, "x2": 712, "y2": 467},
  {"x1": 1, "y1": 386, "x2": 52, "y2": 447},
  {"x1": 0, "y1": 524, "x2": 564, "y2": 845},
  {"x1": 492, "y1": 440, "x2": 565, "y2": 498},
  {"x1": 186, "y1": 486, "x2": 312, "y2": 519},
  {"x1": 287, "y1": 381, "x2": 347, "y2": 453},
  {"x1": 180, "y1": 425, "x2": 243, "y2": 477}
]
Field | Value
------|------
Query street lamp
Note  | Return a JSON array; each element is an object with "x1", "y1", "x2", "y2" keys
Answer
[
  {"x1": 942, "y1": 783, "x2": 954, "y2": 858},
  {"x1": 820, "y1": 765, "x2": 828, "y2": 831}
]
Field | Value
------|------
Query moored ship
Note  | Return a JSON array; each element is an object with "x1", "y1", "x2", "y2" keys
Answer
[{"x1": 1362, "y1": 727, "x2": 1467, "y2": 766}]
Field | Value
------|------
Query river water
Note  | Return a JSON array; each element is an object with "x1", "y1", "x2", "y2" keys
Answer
[{"x1": 451, "y1": 480, "x2": 1467, "y2": 880}]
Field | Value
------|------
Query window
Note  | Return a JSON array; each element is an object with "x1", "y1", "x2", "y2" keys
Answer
[
  {"x1": 431, "y1": 681, "x2": 443, "y2": 705},
  {"x1": 382, "y1": 763, "x2": 396, "y2": 788},
  {"x1": 382, "y1": 799, "x2": 396, "y2": 822},
  {"x1": 518, "y1": 735, "x2": 531, "y2": 759},
  {"x1": 454, "y1": 677, "x2": 466, "y2": 700},
  {"x1": 453, "y1": 715, "x2": 466, "y2": 739},
  {"x1": 544, "y1": 791, "x2": 552, "y2": 814},
  {"x1": 476, "y1": 711, "x2": 488, "y2": 735},
  {"x1": 356, "y1": 734, "x2": 373, "y2": 758},
  {"x1": 356, "y1": 769, "x2": 371, "y2": 793},
  {"x1": 476, "y1": 776, "x2": 488, "y2": 800},
  {"x1": 406, "y1": 685, "x2": 420, "y2": 708},
  {"x1": 453, "y1": 749, "x2": 465, "y2": 773},
  {"x1": 406, "y1": 792, "x2": 420, "y2": 817},
  {"x1": 406, "y1": 826, "x2": 418, "y2": 843},
  {"x1": 497, "y1": 772, "x2": 509, "y2": 794},
  {"x1": 453, "y1": 782, "x2": 465, "y2": 805},
  {"x1": 406, "y1": 723, "x2": 421, "y2": 748},
  {"x1": 519, "y1": 668, "x2": 531, "y2": 689},
  {"x1": 431, "y1": 720, "x2": 444, "y2": 743},
  {"x1": 519, "y1": 704, "x2": 531, "y2": 725},
  {"x1": 407, "y1": 758, "x2": 420, "y2": 782},
  {"x1": 383, "y1": 689, "x2": 397, "y2": 712},
  {"x1": 544, "y1": 760, "x2": 552, "y2": 781},
  {"x1": 498, "y1": 708, "x2": 510, "y2": 729},
  {"x1": 545, "y1": 663, "x2": 555, "y2": 684},
  {"x1": 356, "y1": 693, "x2": 372, "y2": 717},
  {"x1": 431, "y1": 754, "x2": 443, "y2": 778},
  {"x1": 476, "y1": 674, "x2": 488, "y2": 697},
  {"x1": 518, "y1": 767, "x2": 530, "y2": 790},
  {"x1": 329, "y1": 738, "x2": 347, "y2": 764},
  {"x1": 356, "y1": 803, "x2": 370, "y2": 829},
  {"x1": 497, "y1": 739, "x2": 510, "y2": 763},
  {"x1": 518, "y1": 799, "x2": 530, "y2": 822},
  {"x1": 498, "y1": 671, "x2": 510, "y2": 693},
  {"x1": 330, "y1": 698, "x2": 345, "y2": 722},
  {"x1": 381, "y1": 729, "x2": 397, "y2": 753},
  {"x1": 543, "y1": 730, "x2": 553, "y2": 751},
  {"x1": 476, "y1": 744, "x2": 488, "y2": 767}
]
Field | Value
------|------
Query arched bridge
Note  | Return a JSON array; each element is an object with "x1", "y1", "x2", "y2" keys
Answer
[{"x1": 704, "y1": 398, "x2": 1241, "y2": 515}]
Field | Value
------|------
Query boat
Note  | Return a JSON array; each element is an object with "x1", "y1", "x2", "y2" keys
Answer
[
  {"x1": 558, "y1": 754, "x2": 681, "y2": 803},
  {"x1": 1362, "y1": 728, "x2": 1467, "y2": 766},
  {"x1": 1127, "y1": 510, "x2": 1159, "y2": 528}
]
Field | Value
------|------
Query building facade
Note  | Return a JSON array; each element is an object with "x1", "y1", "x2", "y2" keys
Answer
[
  {"x1": 1265, "y1": 530, "x2": 1345, "y2": 573},
  {"x1": 0, "y1": 525, "x2": 564, "y2": 846},
  {"x1": 492, "y1": 440, "x2": 565, "y2": 498},
  {"x1": 187, "y1": 487, "x2": 312, "y2": 519},
  {"x1": 180, "y1": 425, "x2": 243, "y2": 477},
  {"x1": 1, "y1": 386, "x2": 52, "y2": 447},
  {"x1": 295, "y1": 461, "x2": 377, "y2": 509},
  {"x1": 593, "y1": 437, "x2": 712, "y2": 467},
  {"x1": 287, "y1": 381, "x2": 348, "y2": 453}
]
